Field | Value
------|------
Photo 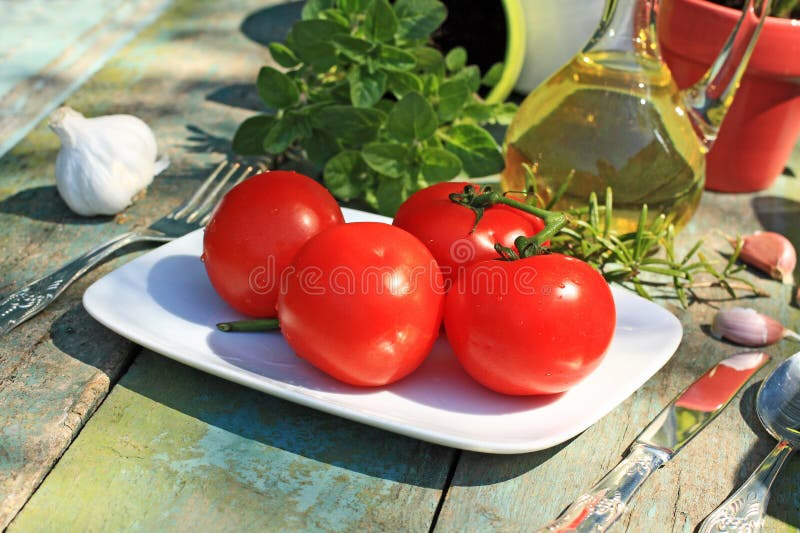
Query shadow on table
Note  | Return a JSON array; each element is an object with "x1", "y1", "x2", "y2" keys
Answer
[
  {"x1": 0, "y1": 185, "x2": 111, "y2": 225},
  {"x1": 240, "y1": 1, "x2": 302, "y2": 47}
]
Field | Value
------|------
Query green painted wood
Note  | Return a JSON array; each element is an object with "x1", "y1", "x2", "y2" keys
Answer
[
  {"x1": 0, "y1": 0, "x2": 297, "y2": 527},
  {"x1": 8, "y1": 351, "x2": 453, "y2": 532},
  {"x1": 435, "y1": 175, "x2": 800, "y2": 532}
]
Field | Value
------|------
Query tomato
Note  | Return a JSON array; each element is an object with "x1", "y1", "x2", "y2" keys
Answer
[
  {"x1": 277, "y1": 222, "x2": 444, "y2": 387},
  {"x1": 393, "y1": 182, "x2": 545, "y2": 289},
  {"x1": 203, "y1": 170, "x2": 344, "y2": 317},
  {"x1": 443, "y1": 254, "x2": 616, "y2": 395}
]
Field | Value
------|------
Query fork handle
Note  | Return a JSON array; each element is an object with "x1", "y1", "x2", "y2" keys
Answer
[{"x1": 0, "y1": 231, "x2": 163, "y2": 336}]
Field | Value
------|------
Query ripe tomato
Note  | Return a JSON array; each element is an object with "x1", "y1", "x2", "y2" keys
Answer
[
  {"x1": 278, "y1": 222, "x2": 444, "y2": 387},
  {"x1": 392, "y1": 182, "x2": 545, "y2": 289},
  {"x1": 444, "y1": 254, "x2": 616, "y2": 395},
  {"x1": 203, "y1": 170, "x2": 343, "y2": 317}
]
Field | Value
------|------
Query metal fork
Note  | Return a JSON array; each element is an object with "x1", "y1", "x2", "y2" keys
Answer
[{"x1": 0, "y1": 160, "x2": 256, "y2": 337}]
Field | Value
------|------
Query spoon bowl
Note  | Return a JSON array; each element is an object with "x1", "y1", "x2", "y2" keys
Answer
[{"x1": 700, "y1": 352, "x2": 800, "y2": 533}]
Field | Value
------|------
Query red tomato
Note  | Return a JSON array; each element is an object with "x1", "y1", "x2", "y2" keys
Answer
[
  {"x1": 444, "y1": 254, "x2": 616, "y2": 395},
  {"x1": 278, "y1": 222, "x2": 444, "y2": 387},
  {"x1": 203, "y1": 170, "x2": 344, "y2": 317},
  {"x1": 392, "y1": 182, "x2": 545, "y2": 289}
]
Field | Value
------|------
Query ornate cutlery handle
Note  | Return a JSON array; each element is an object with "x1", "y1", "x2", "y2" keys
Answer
[
  {"x1": 537, "y1": 444, "x2": 670, "y2": 533},
  {"x1": 699, "y1": 440, "x2": 794, "y2": 533},
  {"x1": 0, "y1": 231, "x2": 165, "y2": 336}
]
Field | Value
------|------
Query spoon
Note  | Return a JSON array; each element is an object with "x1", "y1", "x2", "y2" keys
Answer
[{"x1": 699, "y1": 352, "x2": 800, "y2": 532}]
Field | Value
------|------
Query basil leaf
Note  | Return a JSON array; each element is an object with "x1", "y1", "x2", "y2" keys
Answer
[
  {"x1": 375, "y1": 176, "x2": 409, "y2": 215},
  {"x1": 268, "y1": 43, "x2": 300, "y2": 68},
  {"x1": 349, "y1": 66, "x2": 386, "y2": 108},
  {"x1": 412, "y1": 46, "x2": 445, "y2": 78},
  {"x1": 257, "y1": 66, "x2": 299, "y2": 109},
  {"x1": 437, "y1": 78, "x2": 470, "y2": 122},
  {"x1": 324, "y1": 150, "x2": 367, "y2": 200},
  {"x1": 444, "y1": 47, "x2": 467, "y2": 72},
  {"x1": 387, "y1": 91, "x2": 437, "y2": 142},
  {"x1": 313, "y1": 106, "x2": 385, "y2": 145},
  {"x1": 492, "y1": 102, "x2": 518, "y2": 125},
  {"x1": 339, "y1": 0, "x2": 371, "y2": 15},
  {"x1": 452, "y1": 65, "x2": 481, "y2": 93},
  {"x1": 263, "y1": 113, "x2": 308, "y2": 154},
  {"x1": 394, "y1": 0, "x2": 447, "y2": 41},
  {"x1": 302, "y1": 0, "x2": 335, "y2": 20},
  {"x1": 420, "y1": 147, "x2": 461, "y2": 183},
  {"x1": 375, "y1": 44, "x2": 416, "y2": 71},
  {"x1": 232, "y1": 115, "x2": 275, "y2": 156},
  {"x1": 287, "y1": 20, "x2": 347, "y2": 70},
  {"x1": 386, "y1": 70, "x2": 423, "y2": 98},
  {"x1": 461, "y1": 102, "x2": 494, "y2": 123},
  {"x1": 304, "y1": 128, "x2": 340, "y2": 166},
  {"x1": 482, "y1": 62, "x2": 505, "y2": 87},
  {"x1": 362, "y1": 142, "x2": 410, "y2": 178},
  {"x1": 332, "y1": 35, "x2": 373, "y2": 63},
  {"x1": 364, "y1": 0, "x2": 397, "y2": 42},
  {"x1": 443, "y1": 124, "x2": 504, "y2": 176},
  {"x1": 319, "y1": 9, "x2": 350, "y2": 27}
]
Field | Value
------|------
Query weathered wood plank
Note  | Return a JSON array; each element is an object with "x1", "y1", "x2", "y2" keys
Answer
[
  {"x1": 435, "y1": 175, "x2": 800, "y2": 532},
  {"x1": 8, "y1": 351, "x2": 453, "y2": 532},
  {"x1": 0, "y1": 0, "x2": 295, "y2": 527}
]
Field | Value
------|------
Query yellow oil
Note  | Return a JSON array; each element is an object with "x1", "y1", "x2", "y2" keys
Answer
[{"x1": 502, "y1": 52, "x2": 707, "y2": 233}]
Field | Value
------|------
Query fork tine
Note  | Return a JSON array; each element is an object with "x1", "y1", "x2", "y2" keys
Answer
[
  {"x1": 171, "y1": 161, "x2": 230, "y2": 220},
  {"x1": 191, "y1": 164, "x2": 255, "y2": 225},
  {"x1": 177, "y1": 163, "x2": 239, "y2": 224}
]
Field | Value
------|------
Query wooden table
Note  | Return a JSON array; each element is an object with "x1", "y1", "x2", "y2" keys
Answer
[{"x1": 1, "y1": 0, "x2": 799, "y2": 530}]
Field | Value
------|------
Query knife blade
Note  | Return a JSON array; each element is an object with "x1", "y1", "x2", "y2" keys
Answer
[{"x1": 538, "y1": 351, "x2": 770, "y2": 533}]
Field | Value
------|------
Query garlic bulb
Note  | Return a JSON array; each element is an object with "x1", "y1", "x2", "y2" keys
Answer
[{"x1": 49, "y1": 106, "x2": 169, "y2": 216}]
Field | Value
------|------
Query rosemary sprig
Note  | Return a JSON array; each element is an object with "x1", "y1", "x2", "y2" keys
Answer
[{"x1": 545, "y1": 188, "x2": 766, "y2": 305}]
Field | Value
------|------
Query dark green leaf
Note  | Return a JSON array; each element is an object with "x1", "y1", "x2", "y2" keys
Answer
[
  {"x1": 420, "y1": 147, "x2": 461, "y2": 183},
  {"x1": 444, "y1": 47, "x2": 467, "y2": 72},
  {"x1": 332, "y1": 35, "x2": 373, "y2": 63},
  {"x1": 339, "y1": 0, "x2": 371, "y2": 14},
  {"x1": 268, "y1": 43, "x2": 300, "y2": 68},
  {"x1": 443, "y1": 124, "x2": 504, "y2": 176},
  {"x1": 386, "y1": 70, "x2": 423, "y2": 98},
  {"x1": 482, "y1": 62, "x2": 505, "y2": 87},
  {"x1": 302, "y1": 0, "x2": 335, "y2": 19},
  {"x1": 394, "y1": 0, "x2": 447, "y2": 40},
  {"x1": 348, "y1": 66, "x2": 386, "y2": 108},
  {"x1": 461, "y1": 102, "x2": 493, "y2": 123},
  {"x1": 362, "y1": 142, "x2": 409, "y2": 178},
  {"x1": 324, "y1": 150, "x2": 367, "y2": 200},
  {"x1": 387, "y1": 91, "x2": 437, "y2": 141},
  {"x1": 232, "y1": 115, "x2": 275, "y2": 156},
  {"x1": 312, "y1": 105, "x2": 385, "y2": 145},
  {"x1": 375, "y1": 176, "x2": 409, "y2": 215},
  {"x1": 412, "y1": 46, "x2": 445, "y2": 77},
  {"x1": 287, "y1": 20, "x2": 347, "y2": 70},
  {"x1": 364, "y1": 0, "x2": 398, "y2": 42},
  {"x1": 319, "y1": 8, "x2": 350, "y2": 27},
  {"x1": 451, "y1": 65, "x2": 481, "y2": 92},
  {"x1": 263, "y1": 113, "x2": 307, "y2": 154},
  {"x1": 257, "y1": 66, "x2": 299, "y2": 109},
  {"x1": 437, "y1": 78, "x2": 470, "y2": 122},
  {"x1": 304, "y1": 128, "x2": 340, "y2": 166},
  {"x1": 375, "y1": 44, "x2": 416, "y2": 71},
  {"x1": 421, "y1": 73, "x2": 439, "y2": 98}
]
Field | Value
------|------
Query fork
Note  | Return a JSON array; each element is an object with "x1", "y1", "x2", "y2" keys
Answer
[{"x1": 0, "y1": 160, "x2": 257, "y2": 337}]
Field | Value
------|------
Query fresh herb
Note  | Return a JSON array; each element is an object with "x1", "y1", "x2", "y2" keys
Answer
[{"x1": 233, "y1": 0, "x2": 515, "y2": 215}]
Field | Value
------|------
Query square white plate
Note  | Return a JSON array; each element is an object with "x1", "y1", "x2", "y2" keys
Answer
[{"x1": 83, "y1": 208, "x2": 683, "y2": 453}]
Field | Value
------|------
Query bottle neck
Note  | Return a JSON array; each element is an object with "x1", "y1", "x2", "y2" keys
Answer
[{"x1": 583, "y1": 0, "x2": 660, "y2": 65}]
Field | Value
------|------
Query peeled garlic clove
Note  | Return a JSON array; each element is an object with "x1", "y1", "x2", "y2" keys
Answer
[
  {"x1": 49, "y1": 106, "x2": 169, "y2": 216},
  {"x1": 733, "y1": 231, "x2": 796, "y2": 284},
  {"x1": 710, "y1": 306, "x2": 795, "y2": 347}
]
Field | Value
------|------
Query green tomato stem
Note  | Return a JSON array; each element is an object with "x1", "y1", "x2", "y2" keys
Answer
[
  {"x1": 217, "y1": 318, "x2": 280, "y2": 332},
  {"x1": 470, "y1": 190, "x2": 570, "y2": 248}
]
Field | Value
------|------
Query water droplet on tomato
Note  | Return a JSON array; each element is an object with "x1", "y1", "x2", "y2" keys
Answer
[{"x1": 200, "y1": 253, "x2": 206, "y2": 262}]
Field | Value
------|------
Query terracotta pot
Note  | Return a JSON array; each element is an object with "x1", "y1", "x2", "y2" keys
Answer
[{"x1": 658, "y1": 0, "x2": 800, "y2": 192}]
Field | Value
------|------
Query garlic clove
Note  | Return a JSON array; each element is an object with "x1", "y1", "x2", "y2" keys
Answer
[
  {"x1": 732, "y1": 231, "x2": 797, "y2": 284},
  {"x1": 49, "y1": 106, "x2": 168, "y2": 216},
  {"x1": 710, "y1": 306, "x2": 795, "y2": 347}
]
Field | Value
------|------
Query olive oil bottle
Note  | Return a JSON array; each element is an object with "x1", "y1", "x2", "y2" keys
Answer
[{"x1": 501, "y1": 0, "x2": 770, "y2": 232}]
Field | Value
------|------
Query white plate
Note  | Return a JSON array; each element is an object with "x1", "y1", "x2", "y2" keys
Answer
[{"x1": 83, "y1": 208, "x2": 683, "y2": 454}]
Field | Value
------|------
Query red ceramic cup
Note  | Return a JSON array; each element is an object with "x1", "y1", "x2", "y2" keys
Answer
[{"x1": 658, "y1": 0, "x2": 800, "y2": 192}]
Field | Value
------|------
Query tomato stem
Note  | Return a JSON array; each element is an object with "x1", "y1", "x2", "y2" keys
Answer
[{"x1": 217, "y1": 318, "x2": 280, "y2": 332}]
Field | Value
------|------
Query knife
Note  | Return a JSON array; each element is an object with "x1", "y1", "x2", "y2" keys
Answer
[{"x1": 538, "y1": 351, "x2": 770, "y2": 533}]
